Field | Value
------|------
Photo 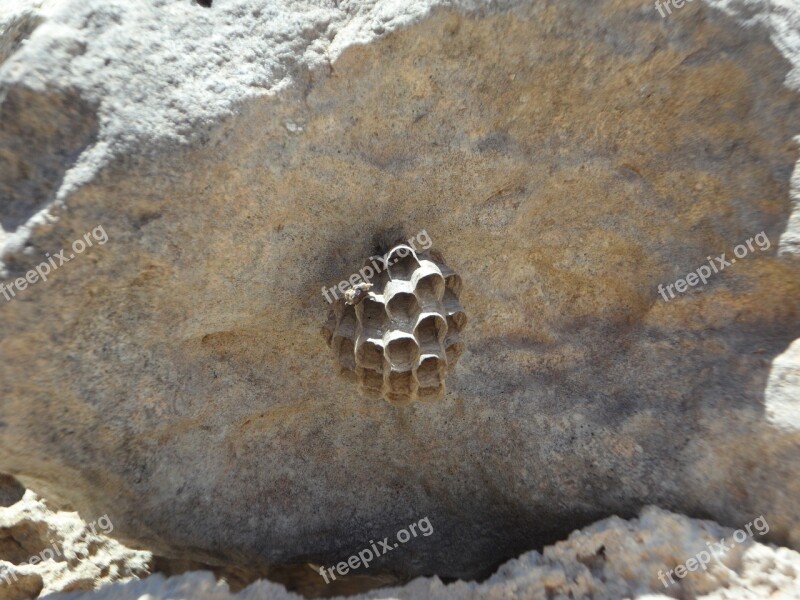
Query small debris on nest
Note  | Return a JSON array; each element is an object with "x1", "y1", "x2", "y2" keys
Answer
[{"x1": 344, "y1": 282, "x2": 373, "y2": 306}]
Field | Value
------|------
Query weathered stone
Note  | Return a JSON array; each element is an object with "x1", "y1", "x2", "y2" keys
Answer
[
  {"x1": 48, "y1": 508, "x2": 800, "y2": 599},
  {"x1": 0, "y1": 490, "x2": 150, "y2": 599},
  {"x1": 0, "y1": 0, "x2": 799, "y2": 587}
]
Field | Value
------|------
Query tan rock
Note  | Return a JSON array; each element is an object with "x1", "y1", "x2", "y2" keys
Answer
[{"x1": 0, "y1": 0, "x2": 799, "y2": 585}]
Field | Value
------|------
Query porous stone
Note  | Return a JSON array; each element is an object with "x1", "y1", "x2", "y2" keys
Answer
[
  {"x1": 46, "y1": 508, "x2": 800, "y2": 599},
  {"x1": 1, "y1": 0, "x2": 800, "y2": 588},
  {"x1": 0, "y1": 489, "x2": 151, "y2": 599}
]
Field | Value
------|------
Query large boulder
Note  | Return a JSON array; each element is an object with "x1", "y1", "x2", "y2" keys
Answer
[{"x1": 1, "y1": 0, "x2": 800, "y2": 584}]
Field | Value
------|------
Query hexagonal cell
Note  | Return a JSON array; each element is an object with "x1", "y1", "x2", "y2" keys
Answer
[
  {"x1": 386, "y1": 292, "x2": 420, "y2": 323},
  {"x1": 386, "y1": 246, "x2": 421, "y2": 280},
  {"x1": 414, "y1": 314, "x2": 446, "y2": 347},
  {"x1": 386, "y1": 370, "x2": 417, "y2": 405},
  {"x1": 417, "y1": 356, "x2": 443, "y2": 387},
  {"x1": 357, "y1": 298, "x2": 388, "y2": 336},
  {"x1": 388, "y1": 369, "x2": 415, "y2": 392},
  {"x1": 445, "y1": 341, "x2": 464, "y2": 366},
  {"x1": 446, "y1": 311, "x2": 467, "y2": 334},
  {"x1": 385, "y1": 335, "x2": 420, "y2": 371},
  {"x1": 364, "y1": 255, "x2": 390, "y2": 287},
  {"x1": 443, "y1": 288, "x2": 463, "y2": 315},
  {"x1": 334, "y1": 336, "x2": 356, "y2": 371},
  {"x1": 359, "y1": 367, "x2": 384, "y2": 392},
  {"x1": 335, "y1": 304, "x2": 357, "y2": 338},
  {"x1": 414, "y1": 272, "x2": 445, "y2": 304},
  {"x1": 445, "y1": 273, "x2": 463, "y2": 296},
  {"x1": 356, "y1": 340, "x2": 384, "y2": 371}
]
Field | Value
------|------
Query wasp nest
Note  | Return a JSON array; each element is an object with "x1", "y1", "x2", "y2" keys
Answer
[{"x1": 323, "y1": 244, "x2": 466, "y2": 405}]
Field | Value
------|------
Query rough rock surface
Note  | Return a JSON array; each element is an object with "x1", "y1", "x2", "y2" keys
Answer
[
  {"x1": 0, "y1": 487, "x2": 151, "y2": 599},
  {"x1": 49, "y1": 508, "x2": 800, "y2": 599},
  {"x1": 1, "y1": 0, "x2": 800, "y2": 587}
]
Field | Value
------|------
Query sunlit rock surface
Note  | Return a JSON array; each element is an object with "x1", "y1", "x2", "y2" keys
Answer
[{"x1": 0, "y1": 0, "x2": 799, "y2": 588}]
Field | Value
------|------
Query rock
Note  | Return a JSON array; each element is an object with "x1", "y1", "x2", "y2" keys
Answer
[
  {"x1": 0, "y1": 488, "x2": 151, "y2": 599},
  {"x1": 0, "y1": 476, "x2": 24, "y2": 508},
  {"x1": 46, "y1": 508, "x2": 800, "y2": 599},
  {"x1": 766, "y1": 338, "x2": 800, "y2": 430},
  {"x1": 1, "y1": 0, "x2": 800, "y2": 585},
  {"x1": 0, "y1": 566, "x2": 43, "y2": 600}
]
